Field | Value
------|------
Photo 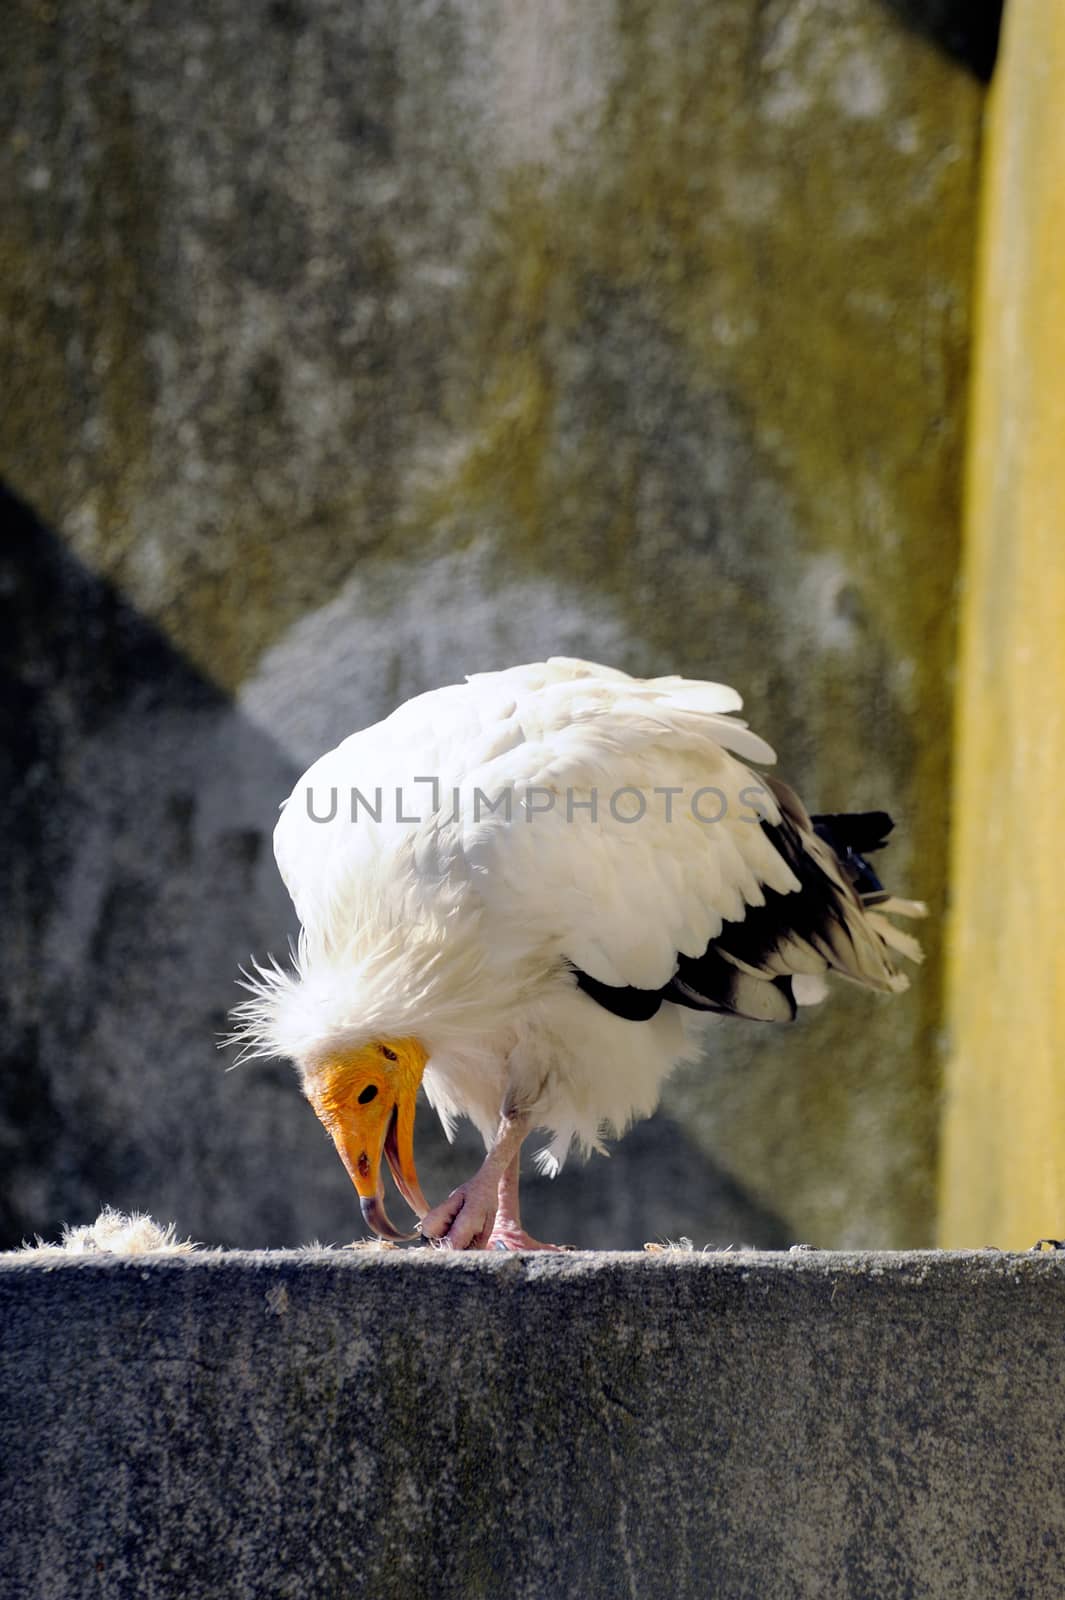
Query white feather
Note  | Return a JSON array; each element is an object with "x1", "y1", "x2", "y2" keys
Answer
[{"x1": 235, "y1": 658, "x2": 919, "y2": 1169}]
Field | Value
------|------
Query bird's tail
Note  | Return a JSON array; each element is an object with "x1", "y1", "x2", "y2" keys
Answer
[
  {"x1": 810, "y1": 808, "x2": 927, "y2": 964},
  {"x1": 810, "y1": 810, "x2": 893, "y2": 902}
]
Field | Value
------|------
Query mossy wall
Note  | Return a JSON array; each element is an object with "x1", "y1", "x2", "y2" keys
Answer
[{"x1": 2, "y1": 2, "x2": 984, "y2": 1248}]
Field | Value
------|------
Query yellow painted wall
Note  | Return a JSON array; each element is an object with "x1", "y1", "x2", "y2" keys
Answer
[{"x1": 941, "y1": 0, "x2": 1065, "y2": 1246}]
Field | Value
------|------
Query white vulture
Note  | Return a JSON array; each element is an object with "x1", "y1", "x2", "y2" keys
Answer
[{"x1": 235, "y1": 659, "x2": 924, "y2": 1250}]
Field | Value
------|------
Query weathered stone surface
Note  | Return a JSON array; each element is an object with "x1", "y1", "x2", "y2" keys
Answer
[
  {"x1": 1, "y1": 1250, "x2": 1063, "y2": 1600},
  {"x1": 2, "y1": 2, "x2": 984, "y2": 1249}
]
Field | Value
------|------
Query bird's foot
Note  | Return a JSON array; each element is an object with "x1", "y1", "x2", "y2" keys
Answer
[
  {"x1": 488, "y1": 1223, "x2": 571, "y2": 1252},
  {"x1": 418, "y1": 1178, "x2": 497, "y2": 1251}
]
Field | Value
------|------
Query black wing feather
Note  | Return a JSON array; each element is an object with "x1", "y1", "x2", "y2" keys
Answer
[
  {"x1": 811, "y1": 810, "x2": 893, "y2": 902},
  {"x1": 569, "y1": 785, "x2": 905, "y2": 1027}
]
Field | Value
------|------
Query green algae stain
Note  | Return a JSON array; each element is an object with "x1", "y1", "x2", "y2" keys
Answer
[
  {"x1": 2, "y1": 12, "x2": 156, "y2": 568},
  {"x1": 447, "y1": 205, "x2": 560, "y2": 548}
]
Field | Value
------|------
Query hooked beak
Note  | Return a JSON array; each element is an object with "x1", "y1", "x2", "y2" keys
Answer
[{"x1": 328, "y1": 1092, "x2": 430, "y2": 1243}]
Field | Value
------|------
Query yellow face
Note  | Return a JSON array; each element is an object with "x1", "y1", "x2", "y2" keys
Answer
[{"x1": 306, "y1": 1038, "x2": 429, "y2": 1241}]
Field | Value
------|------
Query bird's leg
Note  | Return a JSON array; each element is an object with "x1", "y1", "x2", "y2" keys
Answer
[
  {"x1": 486, "y1": 1152, "x2": 568, "y2": 1252},
  {"x1": 419, "y1": 1111, "x2": 530, "y2": 1251}
]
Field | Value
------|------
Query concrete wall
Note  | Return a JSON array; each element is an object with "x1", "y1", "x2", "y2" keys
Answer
[
  {"x1": 2, "y1": 1250, "x2": 1063, "y2": 1599},
  {"x1": 2, "y1": 3, "x2": 986, "y2": 1251}
]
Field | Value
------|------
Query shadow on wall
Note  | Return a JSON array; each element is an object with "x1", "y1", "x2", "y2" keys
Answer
[
  {"x1": 877, "y1": 0, "x2": 1004, "y2": 82},
  {"x1": 1, "y1": 483, "x2": 789, "y2": 1250},
  {"x1": 1, "y1": 482, "x2": 303, "y2": 1248}
]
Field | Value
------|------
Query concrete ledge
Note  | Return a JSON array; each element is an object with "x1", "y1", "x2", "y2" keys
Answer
[{"x1": 2, "y1": 1251, "x2": 1063, "y2": 1599}]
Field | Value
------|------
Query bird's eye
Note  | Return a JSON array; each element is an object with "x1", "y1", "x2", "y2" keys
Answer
[
  {"x1": 357, "y1": 1084, "x2": 379, "y2": 1104},
  {"x1": 380, "y1": 1045, "x2": 399, "y2": 1062}
]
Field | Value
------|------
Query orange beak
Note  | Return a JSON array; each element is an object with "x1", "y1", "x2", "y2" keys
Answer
[{"x1": 316, "y1": 1069, "x2": 429, "y2": 1242}]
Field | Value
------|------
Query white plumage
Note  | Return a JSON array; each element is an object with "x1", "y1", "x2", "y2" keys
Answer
[{"x1": 236, "y1": 658, "x2": 923, "y2": 1249}]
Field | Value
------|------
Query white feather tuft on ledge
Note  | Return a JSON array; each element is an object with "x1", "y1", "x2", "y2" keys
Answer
[{"x1": 11, "y1": 1207, "x2": 199, "y2": 1258}]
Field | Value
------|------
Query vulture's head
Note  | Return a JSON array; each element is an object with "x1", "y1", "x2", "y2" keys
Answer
[{"x1": 304, "y1": 1037, "x2": 430, "y2": 1240}]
